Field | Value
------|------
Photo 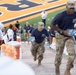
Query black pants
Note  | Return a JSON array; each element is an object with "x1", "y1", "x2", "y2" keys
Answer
[
  {"x1": 42, "y1": 19, "x2": 46, "y2": 27},
  {"x1": 74, "y1": 36, "x2": 76, "y2": 40},
  {"x1": 13, "y1": 30, "x2": 17, "y2": 41}
]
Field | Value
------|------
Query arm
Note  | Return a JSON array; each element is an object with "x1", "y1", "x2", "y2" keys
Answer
[
  {"x1": 51, "y1": 24, "x2": 63, "y2": 33},
  {"x1": 50, "y1": 13, "x2": 70, "y2": 36},
  {"x1": 45, "y1": 29, "x2": 51, "y2": 44},
  {"x1": 30, "y1": 29, "x2": 36, "y2": 42},
  {"x1": 31, "y1": 29, "x2": 35, "y2": 36},
  {"x1": 51, "y1": 24, "x2": 70, "y2": 36},
  {"x1": 47, "y1": 36, "x2": 51, "y2": 44},
  {"x1": 50, "y1": 13, "x2": 63, "y2": 33}
]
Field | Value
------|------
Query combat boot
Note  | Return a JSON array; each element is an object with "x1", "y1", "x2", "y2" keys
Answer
[
  {"x1": 64, "y1": 69, "x2": 71, "y2": 75},
  {"x1": 34, "y1": 55, "x2": 37, "y2": 61},
  {"x1": 38, "y1": 60, "x2": 41, "y2": 66},
  {"x1": 55, "y1": 67, "x2": 60, "y2": 75}
]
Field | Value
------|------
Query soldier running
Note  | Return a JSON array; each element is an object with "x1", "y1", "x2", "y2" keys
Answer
[
  {"x1": 50, "y1": 0, "x2": 76, "y2": 75},
  {"x1": 31, "y1": 22, "x2": 50, "y2": 66}
]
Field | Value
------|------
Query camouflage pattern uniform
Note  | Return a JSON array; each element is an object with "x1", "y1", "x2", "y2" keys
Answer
[
  {"x1": 31, "y1": 41, "x2": 45, "y2": 62},
  {"x1": 55, "y1": 32, "x2": 75, "y2": 70},
  {"x1": 24, "y1": 32, "x2": 30, "y2": 43}
]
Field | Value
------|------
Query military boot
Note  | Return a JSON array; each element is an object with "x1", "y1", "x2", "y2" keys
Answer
[
  {"x1": 38, "y1": 60, "x2": 41, "y2": 66},
  {"x1": 34, "y1": 55, "x2": 37, "y2": 61},
  {"x1": 55, "y1": 67, "x2": 60, "y2": 75},
  {"x1": 64, "y1": 69, "x2": 71, "y2": 75}
]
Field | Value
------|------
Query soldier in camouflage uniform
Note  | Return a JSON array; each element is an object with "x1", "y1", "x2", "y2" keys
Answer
[
  {"x1": 31, "y1": 22, "x2": 50, "y2": 66},
  {"x1": 50, "y1": 0, "x2": 76, "y2": 75}
]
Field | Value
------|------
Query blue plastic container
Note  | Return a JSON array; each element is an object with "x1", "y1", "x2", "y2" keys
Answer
[
  {"x1": 46, "y1": 43, "x2": 50, "y2": 48},
  {"x1": 29, "y1": 36, "x2": 35, "y2": 42},
  {"x1": 68, "y1": 29, "x2": 76, "y2": 36}
]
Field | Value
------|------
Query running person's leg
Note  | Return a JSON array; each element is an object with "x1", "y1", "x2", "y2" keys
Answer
[{"x1": 64, "y1": 38, "x2": 75, "y2": 75}]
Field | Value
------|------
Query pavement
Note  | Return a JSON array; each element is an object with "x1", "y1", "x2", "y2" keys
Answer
[{"x1": 21, "y1": 42, "x2": 76, "y2": 75}]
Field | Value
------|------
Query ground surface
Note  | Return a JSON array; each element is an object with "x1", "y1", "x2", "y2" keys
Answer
[{"x1": 21, "y1": 42, "x2": 76, "y2": 75}]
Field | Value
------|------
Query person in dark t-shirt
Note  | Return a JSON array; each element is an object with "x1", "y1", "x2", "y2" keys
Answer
[
  {"x1": 50, "y1": 1, "x2": 76, "y2": 75},
  {"x1": 31, "y1": 22, "x2": 50, "y2": 66},
  {"x1": 24, "y1": 22, "x2": 31, "y2": 43},
  {"x1": 29, "y1": 25, "x2": 34, "y2": 34},
  {"x1": 48, "y1": 26, "x2": 55, "y2": 44},
  {"x1": 15, "y1": 21, "x2": 20, "y2": 29}
]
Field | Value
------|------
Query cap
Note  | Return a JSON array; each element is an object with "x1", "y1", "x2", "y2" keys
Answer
[
  {"x1": 38, "y1": 22, "x2": 44, "y2": 28},
  {"x1": 66, "y1": 0, "x2": 75, "y2": 9}
]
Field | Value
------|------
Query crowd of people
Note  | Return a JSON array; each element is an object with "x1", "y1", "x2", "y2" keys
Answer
[
  {"x1": 2, "y1": 21, "x2": 23, "y2": 44},
  {"x1": 0, "y1": 9, "x2": 55, "y2": 45}
]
